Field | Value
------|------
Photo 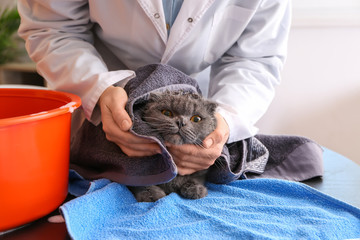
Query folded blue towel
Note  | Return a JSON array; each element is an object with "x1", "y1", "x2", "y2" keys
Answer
[{"x1": 61, "y1": 171, "x2": 360, "y2": 240}]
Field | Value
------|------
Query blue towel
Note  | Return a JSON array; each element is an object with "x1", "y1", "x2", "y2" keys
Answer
[{"x1": 60, "y1": 171, "x2": 360, "y2": 240}]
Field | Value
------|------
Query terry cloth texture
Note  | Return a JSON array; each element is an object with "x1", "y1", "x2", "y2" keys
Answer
[
  {"x1": 60, "y1": 169, "x2": 360, "y2": 240},
  {"x1": 70, "y1": 64, "x2": 323, "y2": 186}
]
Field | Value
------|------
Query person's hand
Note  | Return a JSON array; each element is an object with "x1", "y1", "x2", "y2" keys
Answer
[
  {"x1": 99, "y1": 86, "x2": 161, "y2": 157},
  {"x1": 166, "y1": 113, "x2": 229, "y2": 175}
]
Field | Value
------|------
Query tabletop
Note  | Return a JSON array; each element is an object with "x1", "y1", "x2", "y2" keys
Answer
[
  {"x1": 1, "y1": 148, "x2": 359, "y2": 240},
  {"x1": 302, "y1": 148, "x2": 360, "y2": 208}
]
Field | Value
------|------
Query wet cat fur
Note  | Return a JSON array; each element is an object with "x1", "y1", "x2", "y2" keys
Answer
[{"x1": 129, "y1": 91, "x2": 218, "y2": 202}]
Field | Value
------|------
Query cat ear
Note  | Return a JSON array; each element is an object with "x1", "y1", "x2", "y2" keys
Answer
[
  {"x1": 148, "y1": 92, "x2": 161, "y2": 102},
  {"x1": 206, "y1": 101, "x2": 218, "y2": 114},
  {"x1": 190, "y1": 92, "x2": 201, "y2": 100}
]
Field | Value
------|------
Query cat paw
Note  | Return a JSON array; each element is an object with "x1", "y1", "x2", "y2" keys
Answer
[
  {"x1": 180, "y1": 181, "x2": 208, "y2": 199},
  {"x1": 133, "y1": 186, "x2": 166, "y2": 202}
]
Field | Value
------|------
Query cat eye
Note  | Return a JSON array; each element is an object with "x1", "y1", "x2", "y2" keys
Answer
[
  {"x1": 161, "y1": 110, "x2": 173, "y2": 117},
  {"x1": 190, "y1": 115, "x2": 202, "y2": 123}
]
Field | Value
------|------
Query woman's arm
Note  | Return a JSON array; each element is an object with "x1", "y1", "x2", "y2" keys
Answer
[
  {"x1": 208, "y1": 0, "x2": 291, "y2": 143},
  {"x1": 17, "y1": 0, "x2": 134, "y2": 124},
  {"x1": 18, "y1": 0, "x2": 160, "y2": 156}
]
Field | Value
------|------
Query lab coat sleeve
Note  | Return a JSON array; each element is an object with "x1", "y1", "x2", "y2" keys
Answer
[
  {"x1": 17, "y1": 0, "x2": 135, "y2": 124},
  {"x1": 208, "y1": 0, "x2": 291, "y2": 143}
]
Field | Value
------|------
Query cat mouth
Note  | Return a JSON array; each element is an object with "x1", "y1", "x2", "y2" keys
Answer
[
  {"x1": 162, "y1": 127, "x2": 195, "y2": 145},
  {"x1": 164, "y1": 133, "x2": 186, "y2": 145}
]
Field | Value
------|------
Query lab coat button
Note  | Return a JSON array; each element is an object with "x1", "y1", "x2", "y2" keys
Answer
[
  {"x1": 154, "y1": 13, "x2": 160, "y2": 19},
  {"x1": 187, "y1": 17, "x2": 193, "y2": 23}
]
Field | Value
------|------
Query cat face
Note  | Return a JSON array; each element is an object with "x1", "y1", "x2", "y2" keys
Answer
[{"x1": 142, "y1": 91, "x2": 217, "y2": 145}]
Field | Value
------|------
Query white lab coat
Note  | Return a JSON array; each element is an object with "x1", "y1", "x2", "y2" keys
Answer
[{"x1": 17, "y1": 0, "x2": 291, "y2": 143}]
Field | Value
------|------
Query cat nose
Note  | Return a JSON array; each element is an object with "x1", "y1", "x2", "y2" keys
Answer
[{"x1": 176, "y1": 119, "x2": 186, "y2": 128}]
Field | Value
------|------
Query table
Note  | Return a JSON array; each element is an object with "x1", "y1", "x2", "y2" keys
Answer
[
  {"x1": 302, "y1": 148, "x2": 360, "y2": 208},
  {"x1": 1, "y1": 148, "x2": 359, "y2": 239}
]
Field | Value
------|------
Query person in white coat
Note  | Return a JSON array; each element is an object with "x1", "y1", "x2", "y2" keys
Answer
[{"x1": 17, "y1": 0, "x2": 291, "y2": 176}]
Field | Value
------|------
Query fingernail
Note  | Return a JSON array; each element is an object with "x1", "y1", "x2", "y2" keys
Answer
[
  {"x1": 121, "y1": 120, "x2": 130, "y2": 130},
  {"x1": 204, "y1": 139, "x2": 213, "y2": 148}
]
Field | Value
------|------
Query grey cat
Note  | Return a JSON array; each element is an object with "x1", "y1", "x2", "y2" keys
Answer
[{"x1": 129, "y1": 91, "x2": 218, "y2": 202}]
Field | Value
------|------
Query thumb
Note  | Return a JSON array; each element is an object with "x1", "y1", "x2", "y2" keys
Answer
[
  {"x1": 112, "y1": 87, "x2": 132, "y2": 131},
  {"x1": 100, "y1": 86, "x2": 132, "y2": 131},
  {"x1": 117, "y1": 114, "x2": 132, "y2": 131},
  {"x1": 203, "y1": 137, "x2": 214, "y2": 149}
]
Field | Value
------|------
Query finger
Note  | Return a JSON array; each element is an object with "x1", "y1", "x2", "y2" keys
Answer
[
  {"x1": 121, "y1": 144, "x2": 161, "y2": 157},
  {"x1": 170, "y1": 148, "x2": 216, "y2": 172},
  {"x1": 99, "y1": 86, "x2": 162, "y2": 157},
  {"x1": 102, "y1": 113, "x2": 161, "y2": 155},
  {"x1": 171, "y1": 153, "x2": 205, "y2": 169},
  {"x1": 168, "y1": 143, "x2": 219, "y2": 161},
  {"x1": 109, "y1": 87, "x2": 132, "y2": 131},
  {"x1": 107, "y1": 128, "x2": 156, "y2": 145},
  {"x1": 203, "y1": 113, "x2": 229, "y2": 148},
  {"x1": 166, "y1": 143, "x2": 196, "y2": 155},
  {"x1": 122, "y1": 141, "x2": 161, "y2": 153},
  {"x1": 175, "y1": 156, "x2": 212, "y2": 175},
  {"x1": 99, "y1": 86, "x2": 132, "y2": 131},
  {"x1": 109, "y1": 131, "x2": 161, "y2": 156},
  {"x1": 177, "y1": 167, "x2": 197, "y2": 176},
  {"x1": 203, "y1": 137, "x2": 214, "y2": 149},
  {"x1": 175, "y1": 159, "x2": 214, "y2": 175},
  {"x1": 203, "y1": 130, "x2": 222, "y2": 148}
]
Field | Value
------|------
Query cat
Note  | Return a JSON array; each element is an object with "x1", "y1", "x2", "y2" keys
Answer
[{"x1": 128, "y1": 90, "x2": 218, "y2": 202}]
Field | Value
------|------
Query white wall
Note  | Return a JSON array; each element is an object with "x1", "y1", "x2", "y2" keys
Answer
[
  {"x1": 257, "y1": 2, "x2": 360, "y2": 164},
  {"x1": 0, "y1": 0, "x2": 16, "y2": 11}
]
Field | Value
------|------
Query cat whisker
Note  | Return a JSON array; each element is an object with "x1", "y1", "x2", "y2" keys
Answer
[
  {"x1": 180, "y1": 129, "x2": 198, "y2": 143},
  {"x1": 145, "y1": 122, "x2": 177, "y2": 129},
  {"x1": 192, "y1": 141, "x2": 220, "y2": 166},
  {"x1": 192, "y1": 140, "x2": 227, "y2": 170},
  {"x1": 193, "y1": 141, "x2": 206, "y2": 149},
  {"x1": 146, "y1": 129, "x2": 177, "y2": 136},
  {"x1": 142, "y1": 116, "x2": 163, "y2": 121},
  {"x1": 147, "y1": 124, "x2": 175, "y2": 130},
  {"x1": 213, "y1": 159, "x2": 227, "y2": 170}
]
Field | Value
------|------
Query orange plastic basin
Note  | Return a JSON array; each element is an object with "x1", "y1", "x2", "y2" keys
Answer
[{"x1": 0, "y1": 88, "x2": 81, "y2": 232}]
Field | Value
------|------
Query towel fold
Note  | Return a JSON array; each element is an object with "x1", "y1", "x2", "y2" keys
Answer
[{"x1": 61, "y1": 166, "x2": 360, "y2": 240}]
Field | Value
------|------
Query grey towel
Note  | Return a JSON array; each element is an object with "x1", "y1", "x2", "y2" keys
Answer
[{"x1": 70, "y1": 64, "x2": 323, "y2": 186}]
